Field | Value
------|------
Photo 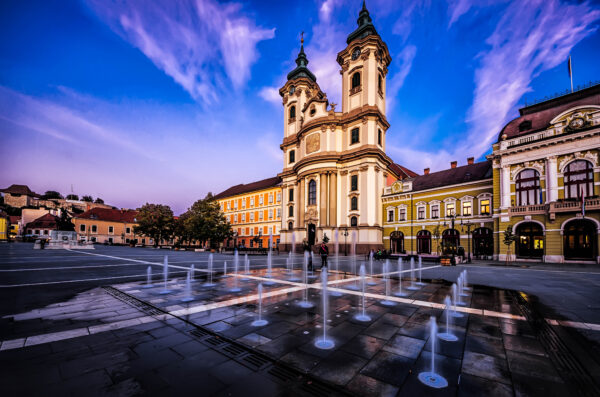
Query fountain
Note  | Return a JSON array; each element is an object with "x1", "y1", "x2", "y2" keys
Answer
[
  {"x1": 462, "y1": 270, "x2": 471, "y2": 291},
  {"x1": 416, "y1": 256, "x2": 426, "y2": 286},
  {"x1": 308, "y1": 251, "x2": 317, "y2": 279},
  {"x1": 394, "y1": 257, "x2": 407, "y2": 297},
  {"x1": 334, "y1": 229, "x2": 339, "y2": 273},
  {"x1": 143, "y1": 266, "x2": 153, "y2": 288},
  {"x1": 229, "y1": 256, "x2": 242, "y2": 292},
  {"x1": 298, "y1": 251, "x2": 313, "y2": 308},
  {"x1": 406, "y1": 257, "x2": 419, "y2": 291},
  {"x1": 288, "y1": 252, "x2": 301, "y2": 282},
  {"x1": 418, "y1": 316, "x2": 448, "y2": 388},
  {"x1": 263, "y1": 244, "x2": 277, "y2": 286},
  {"x1": 159, "y1": 256, "x2": 171, "y2": 294},
  {"x1": 459, "y1": 271, "x2": 469, "y2": 297},
  {"x1": 241, "y1": 254, "x2": 250, "y2": 280},
  {"x1": 222, "y1": 261, "x2": 228, "y2": 278},
  {"x1": 315, "y1": 268, "x2": 335, "y2": 349},
  {"x1": 181, "y1": 271, "x2": 194, "y2": 302},
  {"x1": 367, "y1": 251, "x2": 377, "y2": 286},
  {"x1": 380, "y1": 260, "x2": 396, "y2": 306},
  {"x1": 251, "y1": 283, "x2": 268, "y2": 326},
  {"x1": 204, "y1": 254, "x2": 217, "y2": 287},
  {"x1": 354, "y1": 264, "x2": 371, "y2": 322},
  {"x1": 438, "y1": 296, "x2": 458, "y2": 341},
  {"x1": 291, "y1": 232, "x2": 296, "y2": 255},
  {"x1": 190, "y1": 264, "x2": 196, "y2": 282},
  {"x1": 346, "y1": 256, "x2": 360, "y2": 291},
  {"x1": 451, "y1": 283, "x2": 464, "y2": 317}
]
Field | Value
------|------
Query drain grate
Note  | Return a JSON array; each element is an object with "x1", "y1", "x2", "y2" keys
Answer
[
  {"x1": 102, "y1": 286, "x2": 163, "y2": 316},
  {"x1": 190, "y1": 329, "x2": 210, "y2": 339},
  {"x1": 240, "y1": 353, "x2": 270, "y2": 371},
  {"x1": 301, "y1": 379, "x2": 340, "y2": 397},
  {"x1": 205, "y1": 336, "x2": 227, "y2": 347},
  {"x1": 512, "y1": 291, "x2": 600, "y2": 397},
  {"x1": 221, "y1": 344, "x2": 246, "y2": 358},
  {"x1": 267, "y1": 366, "x2": 299, "y2": 383}
]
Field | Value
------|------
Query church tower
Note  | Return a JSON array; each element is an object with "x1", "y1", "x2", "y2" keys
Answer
[{"x1": 278, "y1": 3, "x2": 399, "y2": 254}]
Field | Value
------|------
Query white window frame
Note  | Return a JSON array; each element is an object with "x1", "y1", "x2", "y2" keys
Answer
[
  {"x1": 387, "y1": 208, "x2": 395, "y2": 222},
  {"x1": 417, "y1": 205, "x2": 426, "y2": 220},
  {"x1": 429, "y1": 200, "x2": 440, "y2": 219},
  {"x1": 242, "y1": 199, "x2": 246, "y2": 209},
  {"x1": 269, "y1": 194, "x2": 273, "y2": 204},
  {"x1": 250, "y1": 197, "x2": 254, "y2": 207},
  {"x1": 108, "y1": 226, "x2": 114, "y2": 235},
  {"x1": 259, "y1": 195, "x2": 264, "y2": 205},
  {"x1": 398, "y1": 207, "x2": 407, "y2": 221},
  {"x1": 276, "y1": 208, "x2": 281, "y2": 218},
  {"x1": 234, "y1": 200, "x2": 238, "y2": 210},
  {"x1": 259, "y1": 211, "x2": 263, "y2": 221},
  {"x1": 444, "y1": 199, "x2": 456, "y2": 217},
  {"x1": 462, "y1": 201, "x2": 472, "y2": 216},
  {"x1": 242, "y1": 213, "x2": 246, "y2": 222},
  {"x1": 269, "y1": 209, "x2": 273, "y2": 219},
  {"x1": 250, "y1": 212, "x2": 254, "y2": 221},
  {"x1": 477, "y1": 193, "x2": 492, "y2": 216},
  {"x1": 277, "y1": 192, "x2": 281, "y2": 202}
]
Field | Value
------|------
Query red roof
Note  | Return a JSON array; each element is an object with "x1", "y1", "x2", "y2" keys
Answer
[
  {"x1": 25, "y1": 213, "x2": 60, "y2": 229},
  {"x1": 405, "y1": 160, "x2": 492, "y2": 193},
  {"x1": 389, "y1": 163, "x2": 419, "y2": 179},
  {"x1": 499, "y1": 83, "x2": 600, "y2": 141},
  {"x1": 76, "y1": 208, "x2": 138, "y2": 223},
  {"x1": 213, "y1": 176, "x2": 281, "y2": 200},
  {"x1": 9, "y1": 216, "x2": 21, "y2": 224},
  {"x1": 1, "y1": 184, "x2": 40, "y2": 197}
]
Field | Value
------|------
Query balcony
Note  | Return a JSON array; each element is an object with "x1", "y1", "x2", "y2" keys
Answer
[
  {"x1": 508, "y1": 204, "x2": 547, "y2": 216},
  {"x1": 508, "y1": 198, "x2": 600, "y2": 219}
]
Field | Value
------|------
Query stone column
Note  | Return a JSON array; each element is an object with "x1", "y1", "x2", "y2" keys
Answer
[
  {"x1": 320, "y1": 173, "x2": 327, "y2": 227},
  {"x1": 500, "y1": 165, "x2": 511, "y2": 208},
  {"x1": 546, "y1": 156, "x2": 558, "y2": 202},
  {"x1": 329, "y1": 172, "x2": 337, "y2": 227},
  {"x1": 298, "y1": 179, "x2": 305, "y2": 227}
]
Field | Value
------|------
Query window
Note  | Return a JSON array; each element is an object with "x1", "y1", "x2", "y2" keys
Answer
[
  {"x1": 289, "y1": 188, "x2": 294, "y2": 202},
  {"x1": 351, "y1": 174, "x2": 358, "y2": 191},
  {"x1": 242, "y1": 213, "x2": 246, "y2": 222},
  {"x1": 480, "y1": 199, "x2": 490, "y2": 215},
  {"x1": 44, "y1": 230, "x2": 48, "y2": 235},
  {"x1": 351, "y1": 196, "x2": 358, "y2": 211},
  {"x1": 126, "y1": 227, "x2": 131, "y2": 234},
  {"x1": 515, "y1": 169, "x2": 541, "y2": 206},
  {"x1": 289, "y1": 206, "x2": 294, "y2": 217},
  {"x1": 418, "y1": 206, "x2": 425, "y2": 220},
  {"x1": 462, "y1": 201, "x2": 472, "y2": 216},
  {"x1": 227, "y1": 202, "x2": 231, "y2": 210},
  {"x1": 277, "y1": 193, "x2": 281, "y2": 202},
  {"x1": 269, "y1": 194, "x2": 273, "y2": 204},
  {"x1": 108, "y1": 226, "x2": 114, "y2": 234},
  {"x1": 308, "y1": 179, "x2": 317, "y2": 205},
  {"x1": 564, "y1": 160, "x2": 594, "y2": 199},
  {"x1": 276, "y1": 208, "x2": 281, "y2": 218},
  {"x1": 310, "y1": 107, "x2": 316, "y2": 116},
  {"x1": 351, "y1": 72, "x2": 361, "y2": 89},
  {"x1": 289, "y1": 105, "x2": 296, "y2": 119},
  {"x1": 288, "y1": 221, "x2": 293, "y2": 229},
  {"x1": 350, "y1": 216, "x2": 358, "y2": 227},
  {"x1": 268, "y1": 209, "x2": 273, "y2": 219},
  {"x1": 242, "y1": 199, "x2": 246, "y2": 209},
  {"x1": 378, "y1": 129, "x2": 382, "y2": 145},
  {"x1": 80, "y1": 224, "x2": 85, "y2": 232},
  {"x1": 351, "y1": 128, "x2": 359, "y2": 144},
  {"x1": 289, "y1": 150, "x2": 295, "y2": 164},
  {"x1": 417, "y1": 230, "x2": 431, "y2": 254},
  {"x1": 431, "y1": 205, "x2": 439, "y2": 219},
  {"x1": 35, "y1": 229, "x2": 40, "y2": 235},
  {"x1": 519, "y1": 120, "x2": 532, "y2": 132},
  {"x1": 234, "y1": 200, "x2": 238, "y2": 210},
  {"x1": 259, "y1": 195, "x2": 264, "y2": 205},
  {"x1": 378, "y1": 74, "x2": 383, "y2": 92},
  {"x1": 91, "y1": 225, "x2": 97, "y2": 233},
  {"x1": 387, "y1": 209, "x2": 394, "y2": 222},
  {"x1": 446, "y1": 203, "x2": 455, "y2": 217},
  {"x1": 259, "y1": 211, "x2": 263, "y2": 220},
  {"x1": 250, "y1": 213, "x2": 254, "y2": 221},
  {"x1": 399, "y1": 208, "x2": 406, "y2": 221}
]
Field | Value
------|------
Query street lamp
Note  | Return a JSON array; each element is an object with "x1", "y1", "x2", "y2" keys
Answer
[
  {"x1": 342, "y1": 227, "x2": 349, "y2": 256},
  {"x1": 461, "y1": 218, "x2": 473, "y2": 263},
  {"x1": 445, "y1": 212, "x2": 457, "y2": 265}
]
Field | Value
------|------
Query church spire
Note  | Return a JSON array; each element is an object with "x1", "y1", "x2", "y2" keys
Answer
[
  {"x1": 346, "y1": 1, "x2": 379, "y2": 44},
  {"x1": 287, "y1": 32, "x2": 317, "y2": 82}
]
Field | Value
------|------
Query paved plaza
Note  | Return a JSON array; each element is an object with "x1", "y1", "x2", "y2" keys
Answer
[{"x1": 1, "y1": 243, "x2": 600, "y2": 396}]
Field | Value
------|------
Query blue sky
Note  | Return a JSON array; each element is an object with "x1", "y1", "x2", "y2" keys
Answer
[{"x1": 1, "y1": 0, "x2": 599, "y2": 214}]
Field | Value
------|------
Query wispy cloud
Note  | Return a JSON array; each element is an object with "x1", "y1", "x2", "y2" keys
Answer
[
  {"x1": 386, "y1": 45, "x2": 417, "y2": 113},
  {"x1": 86, "y1": 0, "x2": 274, "y2": 105},
  {"x1": 258, "y1": 87, "x2": 281, "y2": 105}
]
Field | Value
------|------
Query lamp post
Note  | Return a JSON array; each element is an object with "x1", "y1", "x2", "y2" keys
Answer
[
  {"x1": 461, "y1": 219, "x2": 473, "y2": 263},
  {"x1": 342, "y1": 227, "x2": 349, "y2": 256},
  {"x1": 444, "y1": 212, "x2": 457, "y2": 265}
]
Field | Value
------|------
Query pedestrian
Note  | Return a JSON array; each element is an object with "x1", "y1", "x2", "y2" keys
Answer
[{"x1": 319, "y1": 242, "x2": 329, "y2": 269}]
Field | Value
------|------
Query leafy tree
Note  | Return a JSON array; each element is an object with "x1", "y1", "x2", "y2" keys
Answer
[
  {"x1": 94, "y1": 198, "x2": 104, "y2": 204},
  {"x1": 66, "y1": 194, "x2": 79, "y2": 200},
  {"x1": 503, "y1": 225, "x2": 518, "y2": 264},
  {"x1": 134, "y1": 203, "x2": 174, "y2": 247},
  {"x1": 42, "y1": 190, "x2": 63, "y2": 200},
  {"x1": 184, "y1": 193, "x2": 232, "y2": 248},
  {"x1": 57, "y1": 211, "x2": 75, "y2": 231},
  {"x1": 172, "y1": 211, "x2": 193, "y2": 247},
  {"x1": 81, "y1": 195, "x2": 93, "y2": 202}
]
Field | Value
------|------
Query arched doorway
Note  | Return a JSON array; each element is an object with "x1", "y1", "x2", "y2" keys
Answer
[
  {"x1": 442, "y1": 229, "x2": 460, "y2": 254},
  {"x1": 417, "y1": 230, "x2": 431, "y2": 254},
  {"x1": 516, "y1": 223, "x2": 544, "y2": 259},
  {"x1": 564, "y1": 219, "x2": 597, "y2": 260},
  {"x1": 390, "y1": 231, "x2": 404, "y2": 254},
  {"x1": 473, "y1": 227, "x2": 493, "y2": 258}
]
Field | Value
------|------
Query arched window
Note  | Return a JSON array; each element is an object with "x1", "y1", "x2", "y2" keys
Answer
[
  {"x1": 564, "y1": 160, "x2": 594, "y2": 199},
  {"x1": 288, "y1": 221, "x2": 293, "y2": 230},
  {"x1": 289, "y1": 105, "x2": 296, "y2": 119},
  {"x1": 563, "y1": 219, "x2": 597, "y2": 259},
  {"x1": 378, "y1": 74, "x2": 383, "y2": 92},
  {"x1": 442, "y1": 229, "x2": 460, "y2": 255},
  {"x1": 390, "y1": 231, "x2": 404, "y2": 253},
  {"x1": 351, "y1": 72, "x2": 361, "y2": 89},
  {"x1": 351, "y1": 196, "x2": 358, "y2": 211},
  {"x1": 308, "y1": 180, "x2": 317, "y2": 205},
  {"x1": 350, "y1": 216, "x2": 358, "y2": 227},
  {"x1": 515, "y1": 169, "x2": 541, "y2": 206},
  {"x1": 288, "y1": 206, "x2": 294, "y2": 217},
  {"x1": 417, "y1": 230, "x2": 431, "y2": 254},
  {"x1": 516, "y1": 222, "x2": 543, "y2": 258}
]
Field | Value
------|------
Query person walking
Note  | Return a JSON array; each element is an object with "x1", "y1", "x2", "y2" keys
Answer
[{"x1": 319, "y1": 242, "x2": 329, "y2": 269}]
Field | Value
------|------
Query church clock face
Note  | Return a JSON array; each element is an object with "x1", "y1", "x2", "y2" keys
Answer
[
  {"x1": 351, "y1": 47, "x2": 361, "y2": 60},
  {"x1": 569, "y1": 117, "x2": 584, "y2": 129}
]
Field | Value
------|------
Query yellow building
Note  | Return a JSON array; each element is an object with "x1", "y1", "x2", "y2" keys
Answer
[
  {"x1": 214, "y1": 177, "x2": 282, "y2": 249},
  {"x1": 73, "y1": 208, "x2": 146, "y2": 245},
  {"x1": 0, "y1": 210, "x2": 8, "y2": 242},
  {"x1": 382, "y1": 158, "x2": 494, "y2": 259}
]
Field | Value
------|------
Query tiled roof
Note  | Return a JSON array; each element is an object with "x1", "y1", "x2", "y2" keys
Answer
[
  {"x1": 25, "y1": 213, "x2": 60, "y2": 229},
  {"x1": 9, "y1": 216, "x2": 21, "y2": 224},
  {"x1": 76, "y1": 208, "x2": 138, "y2": 223},
  {"x1": 406, "y1": 160, "x2": 492, "y2": 193},
  {"x1": 389, "y1": 163, "x2": 419, "y2": 179},
  {"x1": 213, "y1": 176, "x2": 281, "y2": 200},
  {"x1": 1, "y1": 184, "x2": 40, "y2": 197},
  {"x1": 499, "y1": 84, "x2": 600, "y2": 141}
]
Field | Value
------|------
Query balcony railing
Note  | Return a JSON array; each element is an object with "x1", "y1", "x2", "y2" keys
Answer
[
  {"x1": 509, "y1": 198, "x2": 600, "y2": 218},
  {"x1": 508, "y1": 204, "x2": 547, "y2": 215}
]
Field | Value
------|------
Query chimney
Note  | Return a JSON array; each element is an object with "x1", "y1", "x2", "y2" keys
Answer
[
  {"x1": 451, "y1": 161, "x2": 457, "y2": 169},
  {"x1": 424, "y1": 168, "x2": 430, "y2": 175},
  {"x1": 467, "y1": 157, "x2": 474, "y2": 165}
]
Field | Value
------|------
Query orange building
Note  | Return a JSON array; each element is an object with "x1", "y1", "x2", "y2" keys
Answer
[{"x1": 214, "y1": 177, "x2": 282, "y2": 249}]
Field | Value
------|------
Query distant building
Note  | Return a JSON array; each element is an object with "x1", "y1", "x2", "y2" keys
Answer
[
  {"x1": 73, "y1": 208, "x2": 144, "y2": 245},
  {"x1": 24, "y1": 213, "x2": 61, "y2": 237},
  {"x1": 0, "y1": 210, "x2": 8, "y2": 242},
  {"x1": 0, "y1": 184, "x2": 41, "y2": 208},
  {"x1": 8, "y1": 215, "x2": 20, "y2": 238},
  {"x1": 214, "y1": 177, "x2": 282, "y2": 249}
]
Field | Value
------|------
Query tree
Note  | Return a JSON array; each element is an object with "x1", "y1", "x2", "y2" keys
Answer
[
  {"x1": 94, "y1": 198, "x2": 104, "y2": 204},
  {"x1": 503, "y1": 225, "x2": 518, "y2": 264},
  {"x1": 172, "y1": 211, "x2": 193, "y2": 247},
  {"x1": 134, "y1": 203, "x2": 174, "y2": 247},
  {"x1": 81, "y1": 195, "x2": 93, "y2": 202},
  {"x1": 42, "y1": 190, "x2": 63, "y2": 200},
  {"x1": 66, "y1": 194, "x2": 79, "y2": 200},
  {"x1": 432, "y1": 225, "x2": 442, "y2": 255},
  {"x1": 184, "y1": 193, "x2": 232, "y2": 248},
  {"x1": 57, "y1": 211, "x2": 75, "y2": 231}
]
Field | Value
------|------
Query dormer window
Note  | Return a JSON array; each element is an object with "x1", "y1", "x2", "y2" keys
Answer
[{"x1": 518, "y1": 120, "x2": 532, "y2": 132}]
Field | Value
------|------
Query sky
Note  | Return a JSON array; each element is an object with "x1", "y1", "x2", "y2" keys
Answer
[{"x1": 1, "y1": 0, "x2": 599, "y2": 214}]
